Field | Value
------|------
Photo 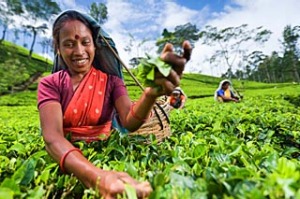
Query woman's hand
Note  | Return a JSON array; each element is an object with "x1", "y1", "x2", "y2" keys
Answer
[
  {"x1": 233, "y1": 98, "x2": 239, "y2": 103},
  {"x1": 116, "y1": 41, "x2": 192, "y2": 131},
  {"x1": 146, "y1": 41, "x2": 192, "y2": 97},
  {"x1": 97, "y1": 170, "x2": 152, "y2": 199}
]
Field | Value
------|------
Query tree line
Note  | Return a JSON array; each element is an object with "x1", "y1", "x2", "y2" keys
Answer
[
  {"x1": 0, "y1": 0, "x2": 107, "y2": 59},
  {"x1": 0, "y1": 1, "x2": 107, "y2": 94},
  {"x1": 0, "y1": 0, "x2": 61, "y2": 58},
  {"x1": 1, "y1": 1, "x2": 299, "y2": 83},
  {"x1": 124, "y1": 21, "x2": 300, "y2": 83},
  {"x1": 156, "y1": 24, "x2": 300, "y2": 83}
]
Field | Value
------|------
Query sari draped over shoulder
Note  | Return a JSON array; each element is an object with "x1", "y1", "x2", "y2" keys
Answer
[
  {"x1": 214, "y1": 79, "x2": 234, "y2": 102},
  {"x1": 63, "y1": 67, "x2": 112, "y2": 142},
  {"x1": 216, "y1": 88, "x2": 231, "y2": 102},
  {"x1": 52, "y1": 9, "x2": 128, "y2": 134}
]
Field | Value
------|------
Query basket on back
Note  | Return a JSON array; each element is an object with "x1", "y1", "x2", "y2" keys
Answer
[{"x1": 130, "y1": 99, "x2": 172, "y2": 143}]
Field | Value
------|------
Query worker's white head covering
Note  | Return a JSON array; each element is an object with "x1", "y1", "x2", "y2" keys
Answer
[{"x1": 214, "y1": 79, "x2": 232, "y2": 101}]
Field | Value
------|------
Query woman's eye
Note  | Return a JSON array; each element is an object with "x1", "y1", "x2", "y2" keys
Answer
[
  {"x1": 64, "y1": 43, "x2": 74, "y2": 48},
  {"x1": 82, "y1": 41, "x2": 90, "y2": 46}
]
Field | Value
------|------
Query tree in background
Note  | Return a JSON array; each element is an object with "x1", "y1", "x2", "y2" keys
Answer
[
  {"x1": 22, "y1": 0, "x2": 60, "y2": 22},
  {"x1": 246, "y1": 51, "x2": 267, "y2": 82},
  {"x1": 268, "y1": 52, "x2": 283, "y2": 82},
  {"x1": 12, "y1": 28, "x2": 20, "y2": 43},
  {"x1": 23, "y1": 24, "x2": 48, "y2": 58},
  {"x1": 22, "y1": 29, "x2": 31, "y2": 48},
  {"x1": 281, "y1": 25, "x2": 300, "y2": 83},
  {"x1": 199, "y1": 24, "x2": 271, "y2": 79},
  {"x1": 0, "y1": 0, "x2": 23, "y2": 44},
  {"x1": 156, "y1": 23, "x2": 200, "y2": 54},
  {"x1": 256, "y1": 52, "x2": 285, "y2": 83},
  {"x1": 38, "y1": 38, "x2": 52, "y2": 65},
  {"x1": 89, "y1": 2, "x2": 108, "y2": 25},
  {"x1": 247, "y1": 26, "x2": 300, "y2": 83},
  {"x1": 21, "y1": 0, "x2": 60, "y2": 58}
]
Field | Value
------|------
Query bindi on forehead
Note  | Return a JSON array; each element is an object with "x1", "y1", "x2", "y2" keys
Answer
[{"x1": 75, "y1": 34, "x2": 80, "y2": 40}]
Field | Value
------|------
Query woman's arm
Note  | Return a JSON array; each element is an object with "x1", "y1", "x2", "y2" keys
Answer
[
  {"x1": 219, "y1": 94, "x2": 238, "y2": 102},
  {"x1": 114, "y1": 88, "x2": 156, "y2": 132},
  {"x1": 39, "y1": 102, "x2": 101, "y2": 187},
  {"x1": 39, "y1": 102, "x2": 152, "y2": 198}
]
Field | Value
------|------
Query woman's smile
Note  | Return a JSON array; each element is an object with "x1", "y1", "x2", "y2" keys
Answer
[
  {"x1": 72, "y1": 58, "x2": 89, "y2": 66},
  {"x1": 58, "y1": 20, "x2": 95, "y2": 75}
]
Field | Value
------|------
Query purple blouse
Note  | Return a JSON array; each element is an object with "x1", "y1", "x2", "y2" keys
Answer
[{"x1": 37, "y1": 69, "x2": 128, "y2": 124}]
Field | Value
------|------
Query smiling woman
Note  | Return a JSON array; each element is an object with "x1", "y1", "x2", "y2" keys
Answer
[
  {"x1": 58, "y1": 20, "x2": 95, "y2": 85},
  {"x1": 37, "y1": 9, "x2": 192, "y2": 199},
  {"x1": 53, "y1": 15, "x2": 95, "y2": 78}
]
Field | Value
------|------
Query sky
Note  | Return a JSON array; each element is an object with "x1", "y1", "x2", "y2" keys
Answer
[{"x1": 3, "y1": 0, "x2": 300, "y2": 76}]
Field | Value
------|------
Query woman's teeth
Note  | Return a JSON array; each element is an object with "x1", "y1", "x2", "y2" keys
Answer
[{"x1": 74, "y1": 59, "x2": 87, "y2": 65}]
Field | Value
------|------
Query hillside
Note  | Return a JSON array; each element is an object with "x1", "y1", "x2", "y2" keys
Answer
[
  {"x1": 0, "y1": 41, "x2": 52, "y2": 94},
  {"x1": 1, "y1": 40, "x2": 299, "y2": 100},
  {"x1": 123, "y1": 71, "x2": 300, "y2": 100}
]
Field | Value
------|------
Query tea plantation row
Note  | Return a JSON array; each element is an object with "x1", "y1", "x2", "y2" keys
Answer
[{"x1": 0, "y1": 88, "x2": 299, "y2": 198}]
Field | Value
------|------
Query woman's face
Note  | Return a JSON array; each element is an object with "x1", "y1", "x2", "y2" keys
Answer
[
  {"x1": 172, "y1": 92, "x2": 180, "y2": 98},
  {"x1": 222, "y1": 82, "x2": 229, "y2": 90},
  {"x1": 58, "y1": 20, "x2": 95, "y2": 75}
]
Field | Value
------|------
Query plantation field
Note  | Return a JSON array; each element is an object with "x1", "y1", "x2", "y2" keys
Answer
[
  {"x1": 0, "y1": 42, "x2": 52, "y2": 95},
  {"x1": 0, "y1": 75, "x2": 300, "y2": 199}
]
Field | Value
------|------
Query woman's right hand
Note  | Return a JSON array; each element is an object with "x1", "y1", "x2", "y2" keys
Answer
[
  {"x1": 146, "y1": 41, "x2": 193, "y2": 98},
  {"x1": 97, "y1": 170, "x2": 152, "y2": 199}
]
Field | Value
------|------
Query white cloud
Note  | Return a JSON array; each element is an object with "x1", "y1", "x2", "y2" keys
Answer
[
  {"x1": 4, "y1": 0, "x2": 299, "y2": 77},
  {"x1": 192, "y1": 0, "x2": 300, "y2": 76},
  {"x1": 102, "y1": 0, "x2": 210, "y2": 71},
  {"x1": 104, "y1": 1, "x2": 134, "y2": 33},
  {"x1": 54, "y1": 0, "x2": 78, "y2": 10},
  {"x1": 156, "y1": 2, "x2": 209, "y2": 31}
]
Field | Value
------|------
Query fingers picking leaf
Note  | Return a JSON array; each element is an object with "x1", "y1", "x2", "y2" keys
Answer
[{"x1": 137, "y1": 57, "x2": 172, "y2": 87}]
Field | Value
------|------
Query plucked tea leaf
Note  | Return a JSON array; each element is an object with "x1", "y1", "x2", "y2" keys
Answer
[{"x1": 136, "y1": 57, "x2": 172, "y2": 87}]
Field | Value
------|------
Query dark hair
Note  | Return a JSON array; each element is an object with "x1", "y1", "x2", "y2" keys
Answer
[
  {"x1": 222, "y1": 81, "x2": 230, "y2": 87},
  {"x1": 52, "y1": 11, "x2": 95, "y2": 53}
]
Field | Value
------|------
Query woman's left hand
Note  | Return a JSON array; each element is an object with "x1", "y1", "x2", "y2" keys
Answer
[{"x1": 146, "y1": 41, "x2": 193, "y2": 97}]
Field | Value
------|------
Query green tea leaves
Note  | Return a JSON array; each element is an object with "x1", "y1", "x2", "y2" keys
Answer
[{"x1": 136, "y1": 57, "x2": 172, "y2": 87}]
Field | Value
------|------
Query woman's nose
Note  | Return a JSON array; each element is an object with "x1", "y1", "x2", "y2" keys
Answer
[{"x1": 74, "y1": 44, "x2": 84, "y2": 55}]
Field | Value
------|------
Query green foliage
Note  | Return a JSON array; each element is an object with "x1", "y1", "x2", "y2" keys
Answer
[
  {"x1": 156, "y1": 23, "x2": 200, "y2": 54},
  {"x1": 283, "y1": 95, "x2": 300, "y2": 107},
  {"x1": 89, "y1": 2, "x2": 108, "y2": 25},
  {"x1": 0, "y1": 83, "x2": 300, "y2": 198},
  {"x1": 0, "y1": 41, "x2": 52, "y2": 94},
  {"x1": 281, "y1": 25, "x2": 300, "y2": 83},
  {"x1": 0, "y1": 59, "x2": 29, "y2": 93},
  {"x1": 1, "y1": 39, "x2": 300, "y2": 198},
  {"x1": 1, "y1": 40, "x2": 51, "y2": 62},
  {"x1": 1, "y1": 0, "x2": 60, "y2": 57},
  {"x1": 21, "y1": 0, "x2": 61, "y2": 21},
  {"x1": 135, "y1": 57, "x2": 172, "y2": 87}
]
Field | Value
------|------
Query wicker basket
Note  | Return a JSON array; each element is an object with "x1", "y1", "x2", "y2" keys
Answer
[{"x1": 129, "y1": 99, "x2": 172, "y2": 142}]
